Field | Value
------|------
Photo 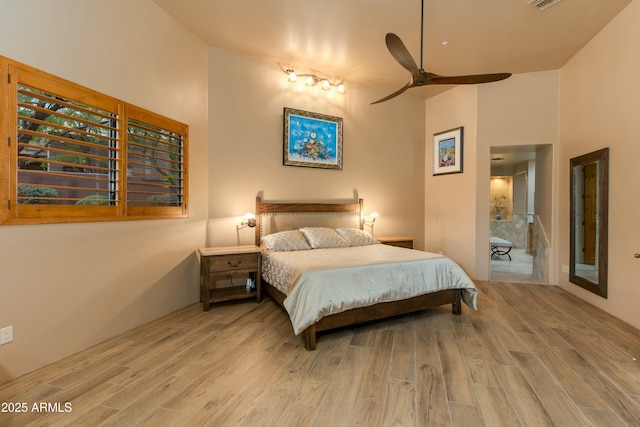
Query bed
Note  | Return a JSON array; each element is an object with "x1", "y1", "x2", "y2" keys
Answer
[{"x1": 255, "y1": 196, "x2": 478, "y2": 350}]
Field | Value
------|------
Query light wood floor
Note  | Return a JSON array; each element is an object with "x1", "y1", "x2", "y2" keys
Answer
[{"x1": 2, "y1": 281, "x2": 640, "y2": 426}]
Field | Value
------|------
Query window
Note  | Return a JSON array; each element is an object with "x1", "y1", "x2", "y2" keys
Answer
[
  {"x1": 125, "y1": 109, "x2": 186, "y2": 215},
  {"x1": 0, "y1": 56, "x2": 188, "y2": 224}
]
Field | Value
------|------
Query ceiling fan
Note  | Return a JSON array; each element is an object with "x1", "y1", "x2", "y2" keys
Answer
[{"x1": 371, "y1": 0, "x2": 511, "y2": 104}]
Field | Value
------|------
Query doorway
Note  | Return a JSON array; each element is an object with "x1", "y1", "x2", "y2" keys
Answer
[{"x1": 489, "y1": 145, "x2": 549, "y2": 284}]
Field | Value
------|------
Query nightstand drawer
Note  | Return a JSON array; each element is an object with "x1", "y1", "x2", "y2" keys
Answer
[{"x1": 208, "y1": 253, "x2": 259, "y2": 272}]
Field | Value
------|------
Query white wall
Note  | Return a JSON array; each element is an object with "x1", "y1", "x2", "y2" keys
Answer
[
  {"x1": 424, "y1": 0, "x2": 640, "y2": 332},
  {"x1": 425, "y1": 71, "x2": 559, "y2": 280},
  {"x1": 3, "y1": 0, "x2": 637, "y2": 386},
  {"x1": 476, "y1": 71, "x2": 559, "y2": 280},
  {"x1": 0, "y1": 0, "x2": 426, "y2": 384},
  {"x1": 425, "y1": 85, "x2": 480, "y2": 276},
  {"x1": 207, "y1": 48, "x2": 427, "y2": 249},
  {"x1": 558, "y1": 0, "x2": 640, "y2": 329},
  {"x1": 0, "y1": 0, "x2": 209, "y2": 383}
]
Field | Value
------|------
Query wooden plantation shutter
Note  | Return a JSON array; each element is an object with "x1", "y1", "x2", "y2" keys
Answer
[
  {"x1": 1, "y1": 55, "x2": 188, "y2": 225},
  {"x1": 125, "y1": 106, "x2": 188, "y2": 217},
  {"x1": 11, "y1": 65, "x2": 120, "y2": 221}
]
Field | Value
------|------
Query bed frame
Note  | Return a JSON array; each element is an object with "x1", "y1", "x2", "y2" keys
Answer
[{"x1": 255, "y1": 196, "x2": 462, "y2": 350}]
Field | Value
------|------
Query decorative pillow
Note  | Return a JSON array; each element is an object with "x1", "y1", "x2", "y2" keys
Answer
[
  {"x1": 335, "y1": 228, "x2": 380, "y2": 246},
  {"x1": 261, "y1": 230, "x2": 312, "y2": 252},
  {"x1": 299, "y1": 227, "x2": 350, "y2": 249}
]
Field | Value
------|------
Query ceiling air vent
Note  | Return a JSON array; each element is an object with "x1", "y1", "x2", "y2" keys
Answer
[{"x1": 529, "y1": 0, "x2": 562, "y2": 11}]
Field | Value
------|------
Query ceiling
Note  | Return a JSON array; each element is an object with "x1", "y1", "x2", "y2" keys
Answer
[
  {"x1": 491, "y1": 145, "x2": 538, "y2": 170},
  {"x1": 153, "y1": 0, "x2": 631, "y2": 101}
]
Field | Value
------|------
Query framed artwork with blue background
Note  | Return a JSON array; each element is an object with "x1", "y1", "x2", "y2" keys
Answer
[
  {"x1": 283, "y1": 107, "x2": 343, "y2": 170},
  {"x1": 433, "y1": 126, "x2": 463, "y2": 176}
]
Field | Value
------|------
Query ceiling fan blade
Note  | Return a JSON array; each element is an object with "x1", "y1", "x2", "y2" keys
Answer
[
  {"x1": 427, "y1": 72, "x2": 512, "y2": 85},
  {"x1": 385, "y1": 33, "x2": 421, "y2": 80},
  {"x1": 374, "y1": 0, "x2": 512, "y2": 103},
  {"x1": 370, "y1": 82, "x2": 413, "y2": 104}
]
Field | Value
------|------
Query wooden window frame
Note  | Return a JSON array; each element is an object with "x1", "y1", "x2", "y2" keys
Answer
[{"x1": 0, "y1": 55, "x2": 188, "y2": 225}]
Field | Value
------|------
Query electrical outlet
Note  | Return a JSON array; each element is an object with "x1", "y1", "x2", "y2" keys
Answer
[
  {"x1": 0, "y1": 326, "x2": 13, "y2": 345},
  {"x1": 562, "y1": 264, "x2": 569, "y2": 274}
]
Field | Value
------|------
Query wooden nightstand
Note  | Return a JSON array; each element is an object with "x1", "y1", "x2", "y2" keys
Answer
[
  {"x1": 198, "y1": 245, "x2": 262, "y2": 311},
  {"x1": 376, "y1": 236, "x2": 414, "y2": 249}
]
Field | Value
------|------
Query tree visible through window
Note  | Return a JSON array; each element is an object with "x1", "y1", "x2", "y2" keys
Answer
[
  {"x1": 127, "y1": 116, "x2": 184, "y2": 208},
  {"x1": 17, "y1": 83, "x2": 119, "y2": 206}
]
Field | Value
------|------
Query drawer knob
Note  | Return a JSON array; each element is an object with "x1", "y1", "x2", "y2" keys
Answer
[{"x1": 227, "y1": 260, "x2": 242, "y2": 267}]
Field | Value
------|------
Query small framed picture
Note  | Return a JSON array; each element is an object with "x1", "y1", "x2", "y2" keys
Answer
[
  {"x1": 283, "y1": 107, "x2": 343, "y2": 170},
  {"x1": 433, "y1": 126, "x2": 463, "y2": 175}
]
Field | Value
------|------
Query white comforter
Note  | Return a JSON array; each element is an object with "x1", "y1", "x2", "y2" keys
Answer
[{"x1": 262, "y1": 244, "x2": 478, "y2": 335}]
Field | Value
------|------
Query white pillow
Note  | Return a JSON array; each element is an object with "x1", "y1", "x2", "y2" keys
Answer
[
  {"x1": 261, "y1": 230, "x2": 312, "y2": 252},
  {"x1": 335, "y1": 228, "x2": 379, "y2": 246},
  {"x1": 299, "y1": 227, "x2": 349, "y2": 249}
]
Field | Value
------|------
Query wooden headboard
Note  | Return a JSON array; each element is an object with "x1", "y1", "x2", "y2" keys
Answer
[{"x1": 254, "y1": 196, "x2": 364, "y2": 246}]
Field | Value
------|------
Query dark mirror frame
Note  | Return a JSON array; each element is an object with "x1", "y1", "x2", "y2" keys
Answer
[{"x1": 569, "y1": 147, "x2": 609, "y2": 297}]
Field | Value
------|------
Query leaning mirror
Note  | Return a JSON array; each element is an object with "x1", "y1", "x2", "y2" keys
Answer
[{"x1": 570, "y1": 148, "x2": 609, "y2": 297}]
